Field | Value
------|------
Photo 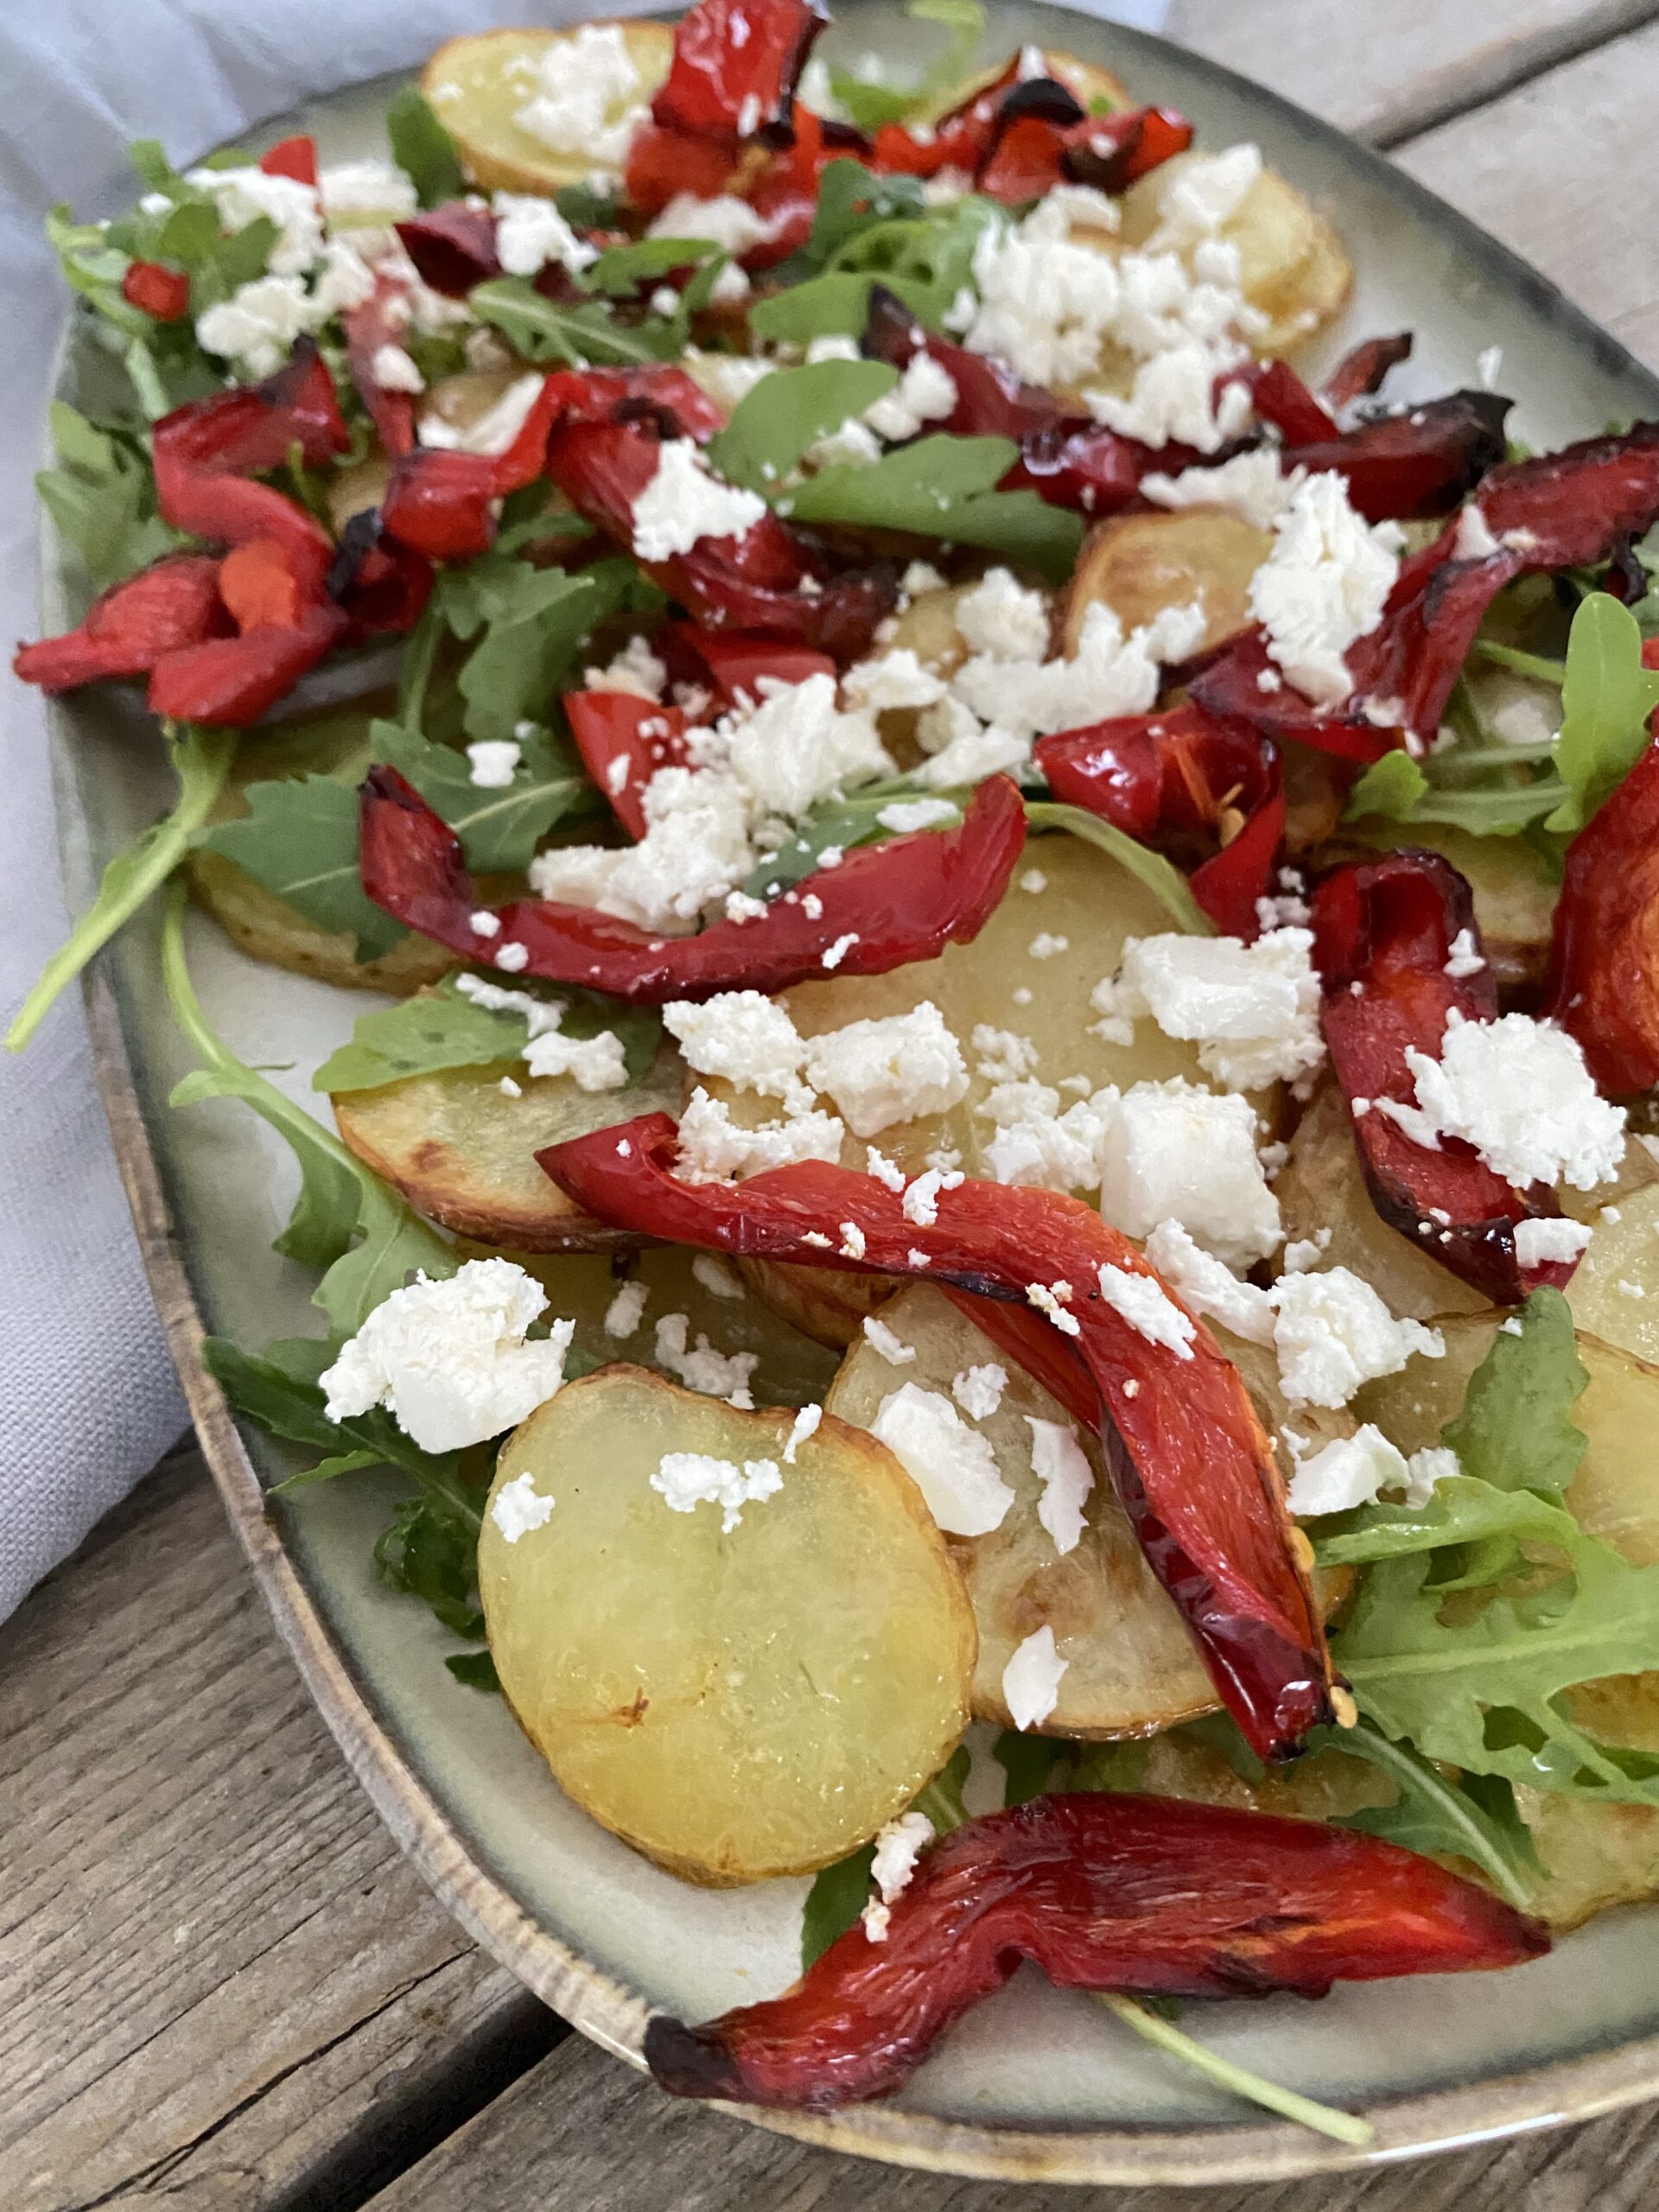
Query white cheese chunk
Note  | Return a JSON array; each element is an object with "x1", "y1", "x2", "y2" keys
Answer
[
  {"x1": 843, "y1": 651, "x2": 948, "y2": 715},
  {"x1": 1141, "y1": 448, "x2": 1298, "y2": 531},
  {"x1": 1001, "y1": 1624, "x2": 1067, "y2": 1731},
  {"x1": 1096, "y1": 1262, "x2": 1197, "y2": 1358},
  {"x1": 663, "y1": 991, "x2": 806, "y2": 1103},
  {"x1": 951, "y1": 1363, "x2": 1007, "y2": 1421},
  {"x1": 869, "y1": 1809, "x2": 934, "y2": 1902},
  {"x1": 1095, "y1": 1078, "x2": 1281, "y2": 1268},
  {"x1": 185, "y1": 164, "x2": 323, "y2": 276},
  {"x1": 869, "y1": 1382, "x2": 1015, "y2": 1535},
  {"x1": 603, "y1": 1279, "x2": 649, "y2": 1338},
  {"x1": 863, "y1": 352, "x2": 958, "y2": 442},
  {"x1": 1514, "y1": 1216, "x2": 1594, "y2": 1269},
  {"x1": 647, "y1": 193, "x2": 778, "y2": 255},
  {"x1": 493, "y1": 192, "x2": 598, "y2": 278},
  {"x1": 954, "y1": 568, "x2": 1052, "y2": 662},
  {"x1": 1249, "y1": 473, "x2": 1402, "y2": 706},
  {"x1": 1144, "y1": 1218, "x2": 1276, "y2": 1344},
  {"x1": 513, "y1": 22, "x2": 647, "y2": 168},
  {"x1": 723, "y1": 673, "x2": 893, "y2": 820},
  {"x1": 630, "y1": 439, "x2": 766, "y2": 562},
  {"x1": 1271, "y1": 1267, "x2": 1443, "y2": 1409},
  {"x1": 1286, "y1": 1428, "x2": 1460, "y2": 1516},
  {"x1": 783, "y1": 1403, "x2": 822, "y2": 1463},
  {"x1": 675, "y1": 1088, "x2": 846, "y2": 1182},
  {"x1": 651, "y1": 1450, "x2": 782, "y2": 1533},
  {"x1": 1091, "y1": 928, "x2": 1325, "y2": 1093},
  {"x1": 803, "y1": 1002, "x2": 968, "y2": 1137},
  {"x1": 653, "y1": 1312, "x2": 757, "y2": 1407},
  {"x1": 1382, "y1": 1011, "x2": 1625, "y2": 1192},
  {"x1": 1025, "y1": 1416, "x2": 1094, "y2": 1555},
  {"x1": 863, "y1": 1315, "x2": 918, "y2": 1366},
  {"x1": 490, "y1": 1469, "x2": 556, "y2": 1544},
  {"x1": 466, "y1": 739, "x2": 521, "y2": 788}
]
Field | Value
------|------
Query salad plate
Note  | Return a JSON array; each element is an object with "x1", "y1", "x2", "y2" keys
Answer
[{"x1": 34, "y1": 0, "x2": 1659, "y2": 2181}]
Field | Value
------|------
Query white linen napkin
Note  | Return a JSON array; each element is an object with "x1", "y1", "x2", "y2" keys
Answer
[{"x1": 0, "y1": 0, "x2": 1168, "y2": 1624}]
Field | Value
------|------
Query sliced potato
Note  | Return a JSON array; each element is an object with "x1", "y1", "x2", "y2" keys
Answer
[
  {"x1": 1565, "y1": 1180, "x2": 1659, "y2": 1364},
  {"x1": 1515, "y1": 1785, "x2": 1659, "y2": 1931},
  {"x1": 1058, "y1": 506, "x2": 1271, "y2": 663},
  {"x1": 824, "y1": 1284, "x2": 1348, "y2": 1737},
  {"x1": 334, "y1": 1039, "x2": 685, "y2": 1251},
  {"x1": 326, "y1": 454, "x2": 392, "y2": 536},
  {"x1": 479, "y1": 1366, "x2": 976, "y2": 1883},
  {"x1": 733, "y1": 1254, "x2": 896, "y2": 1351},
  {"x1": 423, "y1": 22, "x2": 674, "y2": 195}
]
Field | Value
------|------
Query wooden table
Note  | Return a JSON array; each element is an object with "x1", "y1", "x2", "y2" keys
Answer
[{"x1": 9, "y1": 6, "x2": 1659, "y2": 2203}]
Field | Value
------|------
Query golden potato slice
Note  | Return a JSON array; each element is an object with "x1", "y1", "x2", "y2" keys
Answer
[
  {"x1": 1565, "y1": 1180, "x2": 1659, "y2": 1363},
  {"x1": 824, "y1": 1284, "x2": 1348, "y2": 1736},
  {"x1": 423, "y1": 22, "x2": 674, "y2": 194},
  {"x1": 326, "y1": 454, "x2": 392, "y2": 536},
  {"x1": 333, "y1": 1039, "x2": 685, "y2": 1251},
  {"x1": 479, "y1": 1366, "x2": 976, "y2": 1883},
  {"x1": 1057, "y1": 507, "x2": 1271, "y2": 663},
  {"x1": 1515, "y1": 1785, "x2": 1659, "y2": 1930},
  {"x1": 733, "y1": 1254, "x2": 895, "y2": 1351}
]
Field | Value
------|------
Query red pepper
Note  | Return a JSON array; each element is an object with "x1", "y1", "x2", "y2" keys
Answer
[
  {"x1": 650, "y1": 0, "x2": 828, "y2": 146},
  {"x1": 1313, "y1": 851, "x2": 1580, "y2": 1302},
  {"x1": 1001, "y1": 422, "x2": 1158, "y2": 517},
  {"x1": 1060, "y1": 103, "x2": 1194, "y2": 192},
  {"x1": 563, "y1": 690, "x2": 690, "y2": 838},
  {"x1": 147, "y1": 604, "x2": 348, "y2": 725},
  {"x1": 216, "y1": 535, "x2": 315, "y2": 632},
  {"x1": 537, "y1": 1118, "x2": 1335, "y2": 1760},
  {"x1": 341, "y1": 278, "x2": 420, "y2": 460},
  {"x1": 394, "y1": 205, "x2": 503, "y2": 296},
  {"x1": 1546, "y1": 735, "x2": 1659, "y2": 1093},
  {"x1": 324, "y1": 510, "x2": 435, "y2": 640},
  {"x1": 1223, "y1": 359, "x2": 1338, "y2": 447},
  {"x1": 12, "y1": 554, "x2": 230, "y2": 690},
  {"x1": 660, "y1": 620, "x2": 835, "y2": 706},
  {"x1": 624, "y1": 123, "x2": 740, "y2": 216},
  {"x1": 361, "y1": 766, "x2": 1027, "y2": 999},
  {"x1": 978, "y1": 114, "x2": 1069, "y2": 203},
  {"x1": 741, "y1": 108, "x2": 864, "y2": 268},
  {"x1": 1322, "y1": 332, "x2": 1413, "y2": 410},
  {"x1": 120, "y1": 258, "x2": 191, "y2": 322},
  {"x1": 258, "y1": 135, "x2": 319, "y2": 188},
  {"x1": 645, "y1": 1793, "x2": 1548, "y2": 2110},
  {"x1": 1283, "y1": 391, "x2": 1510, "y2": 523},
  {"x1": 1036, "y1": 705, "x2": 1284, "y2": 938}
]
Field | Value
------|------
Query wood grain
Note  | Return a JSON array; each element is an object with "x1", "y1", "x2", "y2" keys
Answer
[
  {"x1": 0, "y1": 1448, "x2": 560, "y2": 2212},
  {"x1": 362, "y1": 2027, "x2": 1659, "y2": 2212},
  {"x1": 1166, "y1": 0, "x2": 1659, "y2": 145},
  {"x1": 1394, "y1": 16, "x2": 1659, "y2": 371}
]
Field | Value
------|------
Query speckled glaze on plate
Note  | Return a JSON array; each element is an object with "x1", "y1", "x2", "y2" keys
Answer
[{"x1": 51, "y1": 1, "x2": 1659, "y2": 2181}]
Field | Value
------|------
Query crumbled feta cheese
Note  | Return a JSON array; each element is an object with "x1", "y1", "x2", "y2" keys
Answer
[
  {"x1": 1285, "y1": 1425, "x2": 1408, "y2": 1516},
  {"x1": 981, "y1": 1089, "x2": 1108, "y2": 1195},
  {"x1": 870, "y1": 1382, "x2": 1015, "y2": 1534},
  {"x1": 952, "y1": 1363, "x2": 1007, "y2": 1421},
  {"x1": 499, "y1": 1075, "x2": 523, "y2": 1098},
  {"x1": 1086, "y1": 340, "x2": 1252, "y2": 453},
  {"x1": 1150, "y1": 144, "x2": 1263, "y2": 248},
  {"x1": 822, "y1": 932, "x2": 859, "y2": 970},
  {"x1": 369, "y1": 340, "x2": 424, "y2": 394},
  {"x1": 1141, "y1": 448, "x2": 1298, "y2": 531},
  {"x1": 866, "y1": 1146, "x2": 906, "y2": 1192},
  {"x1": 863, "y1": 352, "x2": 958, "y2": 442},
  {"x1": 654, "y1": 1312, "x2": 758, "y2": 1407},
  {"x1": 522, "y1": 1026, "x2": 628, "y2": 1090},
  {"x1": 196, "y1": 275, "x2": 319, "y2": 378},
  {"x1": 1248, "y1": 474, "x2": 1402, "y2": 706},
  {"x1": 604, "y1": 1279, "x2": 649, "y2": 1338},
  {"x1": 1454, "y1": 503, "x2": 1501, "y2": 561},
  {"x1": 1443, "y1": 927, "x2": 1485, "y2": 980},
  {"x1": 839, "y1": 1221, "x2": 868, "y2": 1259},
  {"x1": 844, "y1": 651, "x2": 949, "y2": 718},
  {"x1": 807, "y1": 416, "x2": 884, "y2": 471},
  {"x1": 1271, "y1": 1267, "x2": 1443, "y2": 1408},
  {"x1": 663, "y1": 991, "x2": 807, "y2": 1103},
  {"x1": 1001, "y1": 1624, "x2": 1067, "y2": 1731},
  {"x1": 784, "y1": 1402, "x2": 822, "y2": 1463},
  {"x1": 585, "y1": 633, "x2": 668, "y2": 700},
  {"x1": 950, "y1": 597, "x2": 1205, "y2": 748},
  {"x1": 1145, "y1": 1218, "x2": 1275, "y2": 1344},
  {"x1": 875, "y1": 797, "x2": 960, "y2": 834},
  {"x1": 973, "y1": 1025, "x2": 1039, "y2": 1084},
  {"x1": 318, "y1": 158, "x2": 419, "y2": 226},
  {"x1": 692, "y1": 1253, "x2": 744, "y2": 1300},
  {"x1": 1094, "y1": 1078, "x2": 1281, "y2": 1268},
  {"x1": 651, "y1": 1450, "x2": 782, "y2": 1532},
  {"x1": 491, "y1": 1468, "x2": 556, "y2": 1544},
  {"x1": 1026, "y1": 1416, "x2": 1094, "y2": 1554},
  {"x1": 1027, "y1": 931, "x2": 1069, "y2": 960},
  {"x1": 861, "y1": 1901, "x2": 892, "y2": 1942},
  {"x1": 725, "y1": 673, "x2": 893, "y2": 819},
  {"x1": 1027, "y1": 1281, "x2": 1082, "y2": 1337},
  {"x1": 647, "y1": 192, "x2": 778, "y2": 255},
  {"x1": 869, "y1": 1809, "x2": 934, "y2": 1903},
  {"x1": 863, "y1": 1315, "x2": 917, "y2": 1365},
  {"x1": 1514, "y1": 1217, "x2": 1594, "y2": 1269},
  {"x1": 530, "y1": 765, "x2": 755, "y2": 932},
  {"x1": 493, "y1": 942, "x2": 530, "y2": 973},
  {"x1": 421, "y1": 372, "x2": 547, "y2": 459},
  {"x1": 630, "y1": 439, "x2": 766, "y2": 562},
  {"x1": 185, "y1": 164, "x2": 323, "y2": 276},
  {"x1": 466, "y1": 739, "x2": 521, "y2": 788},
  {"x1": 803, "y1": 1002, "x2": 968, "y2": 1136},
  {"x1": 1020, "y1": 867, "x2": 1049, "y2": 895},
  {"x1": 321, "y1": 1259, "x2": 572, "y2": 1452},
  {"x1": 1096, "y1": 1262, "x2": 1197, "y2": 1358},
  {"x1": 514, "y1": 22, "x2": 648, "y2": 168},
  {"x1": 1090, "y1": 928, "x2": 1325, "y2": 1093},
  {"x1": 901, "y1": 560, "x2": 948, "y2": 598},
  {"x1": 956, "y1": 569, "x2": 1053, "y2": 662},
  {"x1": 1381, "y1": 1011, "x2": 1625, "y2": 1192},
  {"x1": 492, "y1": 193, "x2": 598, "y2": 278},
  {"x1": 902, "y1": 1166, "x2": 962, "y2": 1225},
  {"x1": 675, "y1": 1087, "x2": 845, "y2": 1182}
]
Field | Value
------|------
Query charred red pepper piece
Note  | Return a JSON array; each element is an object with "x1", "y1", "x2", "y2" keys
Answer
[
  {"x1": 258, "y1": 135, "x2": 319, "y2": 187},
  {"x1": 1036, "y1": 705, "x2": 1284, "y2": 938},
  {"x1": 147, "y1": 604, "x2": 348, "y2": 725},
  {"x1": 13, "y1": 554, "x2": 230, "y2": 690},
  {"x1": 1222, "y1": 359, "x2": 1337, "y2": 447},
  {"x1": 395, "y1": 205, "x2": 503, "y2": 296},
  {"x1": 1546, "y1": 735, "x2": 1659, "y2": 1092},
  {"x1": 120, "y1": 258, "x2": 191, "y2": 322},
  {"x1": 645, "y1": 1793, "x2": 1548, "y2": 2110},
  {"x1": 325, "y1": 511, "x2": 435, "y2": 639},
  {"x1": 651, "y1": 0, "x2": 827, "y2": 146},
  {"x1": 341, "y1": 279, "x2": 421, "y2": 459},
  {"x1": 1060, "y1": 103, "x2": 1193, "y2": 192},
  {"x1": 1313, "y1": 851, "x2": 1580, "y2": 1301},
  {"x1": 862, "y1": 286, "x2": 1066, "y2": 442},
  {"x1": 1323, "y1": 332, "x2": 1413, "y2": 410},
  {"x1": 624, "y1": 123, "x2": 739, "y2": 216},
  {"x1": 537, "y1": 1119, "x2": 1335, "y2": 1759},
  {"x1": 978, "y1": 112, "x2": 1069, "y2": 203},
  {"x1": 661, "y1": 620, "x2": 835, "y2": 706},
  {"x1": 361, "y1": 766, "x2": 1027, "y2": 999},
  {"x1": 563, "y1": 690, "x2": 690, "y2": 838},
  {"x1": 1283, "y1": 391, "x2": 1510, "y2": 523}
]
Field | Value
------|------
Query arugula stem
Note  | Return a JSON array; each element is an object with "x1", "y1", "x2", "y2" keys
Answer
[
  {"x1": 1025, "y1": 801, "x2": 1213, "y2": 936},
  {"x1": 1319, "y1": 1722, "x2": 1536, "y2": 1911},
  {"x1": 1091, "y1": 1994, "x2": 1375, "y2": 2147},
  {"x1": 1427, "y1": 742, "x2": 1557, "y2": 777},
  {"x1": 6, "y1": 721, "x2": 235, "y2": 1053},
  {"x1": 1474, "y1": 639, "x2": 1566, "y2": 685}
]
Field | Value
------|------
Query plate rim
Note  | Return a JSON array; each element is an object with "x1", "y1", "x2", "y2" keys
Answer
[{"x1": 59, "y1": 2, "x2": 1659, "y2": 2179}]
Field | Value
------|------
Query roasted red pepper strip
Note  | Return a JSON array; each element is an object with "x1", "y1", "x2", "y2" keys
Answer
[
  {"x1": 13, "y1": 555, "x2": 229, "y2": 690},
  {"x1": 651, "y1": 0, "x2": 827, "y2": 145},
  {"x1": 1313, "y1": 851, "x2": 1579, "y2": 1302},
  {"x1": 1546, "y1": 735, "x2": 1659, "y2": 1092},
  {"x1": 1322, "y1": 332, "x2": 1413, "y2": 410},
  {"x1": 258, "y1": 134, "x2": 319, "y2": 187},
  {"x1": 1036, "y1": 705, "x2": 1284, "y2": 938},
  {"x1": 1284, "y1": 391, "x2": 1510, "y2": 523},
  {"x1": 360, "y1": 767, "x2": 1026, "y2": 1000},
  {"x1": 1060, "y1": 103, "x2": 1193, "y2": 192},
  {"x1": 645, "y1": 1793, "x2": 1548, "y2": 2110},
  {"x1": 624, "y1": 123, "x2": 739, "y2": 216},
  {"x1": 537, "y1": 1120, "x2": 1334, "y2": 1759},
  {"x1": 394, "y1": 205, "x2": 503, "y2": 296},
  {"x1": 978, "y1": 113, "x2": 1069, "y2": 203},
  {"x1": 148, "y1": 604, "x2": 348, "y2": 725},
  {"x1": 120, "y1": 258, "x2": 191, "y2": 322},
  {"x1": 1223, "y1": 359, "x2": 1338, "y2": 447},
  {"x1": 341, "y1": 279, "x2": 420, "y2": 459},
  {"x1": 563, "y1": 691, "x2": 690, "y2": 838},
  {"x1": 661, "y1": 621, "x2": 834, "y2": 706}
]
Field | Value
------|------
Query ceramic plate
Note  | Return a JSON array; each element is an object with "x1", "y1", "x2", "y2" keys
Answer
[{"x1": 49, "y1": 0, "x2": 1659, "y2": 2182}]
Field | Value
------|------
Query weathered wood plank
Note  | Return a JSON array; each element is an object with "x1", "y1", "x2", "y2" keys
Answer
[
  {"x1": 361, "y1": 2026, "x2": 1659, "y2": 2212},
  {"x1": 1393, "y1": 16, "x2": 1659, "y2": 372},
  {"x1": 1166, "y1": 0, "x2": 1659, "y2": 147},
  {"x1": 0, "y1": 1449, "x2": 560, "y2": 2212}
]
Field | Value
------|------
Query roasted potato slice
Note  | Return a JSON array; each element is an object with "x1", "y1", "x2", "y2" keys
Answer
[
  {"x1": 732, "y1": 1255, "x2": 896, "y2": 1351},
  {"x1": 1057, "y1": 507, "x2": 1271, "y2": 664},
  {"x1": 423, "y1": 22, "x2": 674, "y2": 195},
  {"x1": 1563, "y1": 1180, "x2": 1659, "y2": 1364},
  {"x1": 479, "y1": 1366, "x2": 976, "y2": 1884},
  {"x1": 824, "y1": 1284, "x2": 1349, "y2": 1737},
  {"x1": 333, "y1": 1039, "x2": 685, "y2": 1251}
]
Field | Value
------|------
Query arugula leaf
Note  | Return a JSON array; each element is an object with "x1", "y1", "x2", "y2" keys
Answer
[
  {"x1": 748, "y1": 270, "x2": 932, "y2": 346},
  {"x1": 6, "y1": 723, "x2": 236, "y2": 1055},
  {"x1": 1311, "y1": 1719, "x2": 1539, "y2": 1909},
  {"x1": 556, "y1": 180, "x2": 623, "y2": 231},
  {"x1": 433, "y1": 554, "x2": 639, "y2": 745},
  {"x1": 162, "y1": 887, "x2": 455, "y2": 1332},
  {"x1": 314, "y1": 971, "x2": 662, "y2": 1093},
  {"x1": 829, "y1": 0, "x2": 986, "y2": 131},
  {"x1": 470, "y1": 275, "x2": 688, "y2": 368},
  {"x1": 36, "y1": 402, "x2": 182, "y2": 585},
  {"x1": 992, "y1": 1728, "x2": 1065, "y2": 1806},
  {"x1": 1025, "y1": 802, "x2": 1213, "y2": 935},
  {"x1": 199, "y1": 773, "x2": 403, "y2": 962},
  {"x1": 800, "y1": 1843, "x2": 877, "y2": 1967},
  {"x1": 804, "y1": 162, "x2": 927, "y2": 265},
  {"x1": 372, "y1": 719, "x2": 599, "y2": 872},
  {"x1": 1344, "y1": 746, "x2": 1567, "y2": 837},
  {"x1": 1344, "y1": 750, "x2": 1427, "y2": 822},
  {"x1": 912, "y1": 1742, "x2": 972, "y2": 1832},
  {"x1": 1547, "y1": 591, "x2": 1659, "y2": 833},
  {"x1": 446, "y1": 1649, "x2": 502, "y2": 1691},
  {"x1": 386, "y1": 84, "x2": 465, "y2": 208},
  {"x1": 780, "y1": 435, "x2": 1084, "y2": 582},
  {"x1": 1442, "y1": 1287, "x2": 1589, "y2": 1499},
  {"x1": 707, "y1": 359, "x2": 899, "y2": 493}
]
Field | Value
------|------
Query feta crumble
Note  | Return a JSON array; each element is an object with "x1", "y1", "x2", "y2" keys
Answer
[
  {"x1": 1144, "y1": 1218, "x2": 1275, "y2": 1344},
  {"x1": 1249, "y1": 473, "x2": 1402, "y2": 705},
  {"x1": 1027, "y1": 1281, "x2": 1082, "y2": 1336},
  {"x1": 692, "y1": 1252, "x2": 744, "y2": 1300},
  {"x1": 630, "y1": 440, "x2": 767, "y2": 561},
  {"x1": 1286, "y1": 1427, "x2": 1458, "y2": 1516},
  {"x1": 1381, "y1": 1011, "x2": 1625, "y2": 1192},
  {"x1": 1096, "y1": 1262, "x2": 1197, "y2": 1359},
  {"x1": 513, "y1": 22, "x2": 649, "y2": 168},
  {"x1": 651, "y1": 1451, "x2": 783, "y2": 1533},
  {"x1": 493, "y1": 192, "x2": 598, "y2": 278},
  {"x1": 604, "y1": 1279, "x2": 649, "y2": 1338},
  {"x1": 663, "y1": 991, "x2": 807, "y2": 1103},
  {"x1": 863, "y1": 1315, "x2": 918, "y2": 1365},
  {"x1": 466, "y1": 739, "x2": 521, "y2": 788},
  {"x1": 1141, "y1": 448, "x2": 1298, "y2": 531},
  {"x1": 1095, "y1": 1078, "x2": 1281, "y2": 1268},
  {"x1": 1090, "y1": 928, "x2": 1325, "y2": 1092},
  {"x1": 783, "y1": 1403, "x2": 822, "y2": 1463},
  {"x1": 869, "y1": 1383, "x2": 1015, "y2": 1535},
  {"x1": 802, "y1": 1003, "x2": 968, "y2": 1136},
  {"x1": 647, "y1": 193, "x2": 779, "y2": 256},
  {"x1": 1514, "y1": 1216, "x2": 1594, "y2": 1269},
  {"x1": 1001, "y1": 1624, "x2": 1067, "y2": 1732},
  {"x1": 490, "y1": 1469, "x2": 556, "y2": 1544},
  {"x1": 654, "y1": 1313, "x2": 757, "y2": 1407},
  {"x1": 875, "y1": 797, "x2": 960, "y2": 833},
  {"x1": 675, "y1": 1088, "x2": 846, "y2": 1182},
  {"x1": 952, "y1": 1363, "x2": 1007, "y2": 1421},
  {"x1": 1271, "y1": 1267, "x2": 1443, "y2": 1408},
  {"x1": 1026, "y1": 1416, "x2": 1094, "y2": 1555}
]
